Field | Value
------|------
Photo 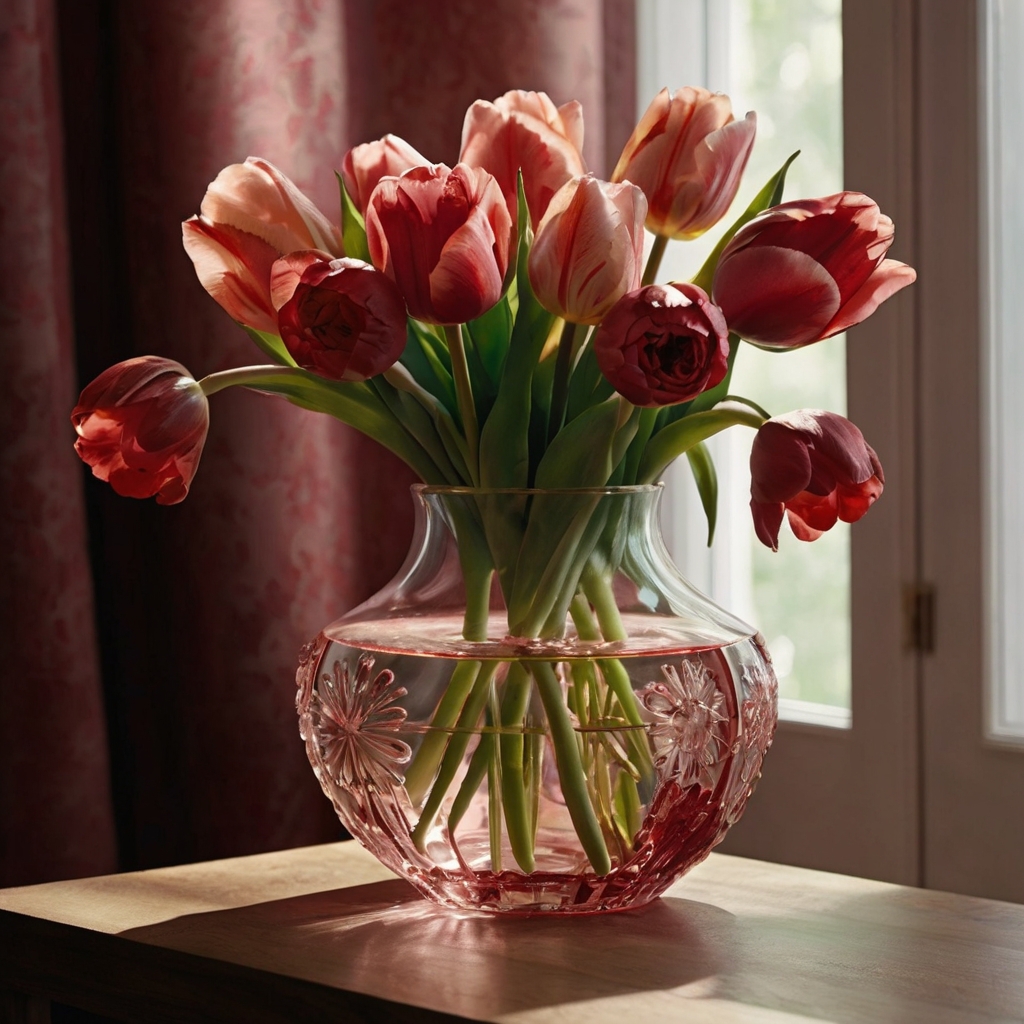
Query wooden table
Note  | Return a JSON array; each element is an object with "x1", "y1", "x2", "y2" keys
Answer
[{"x1": 2, "y1": 842, "x2": 1023, "y2": 1023}]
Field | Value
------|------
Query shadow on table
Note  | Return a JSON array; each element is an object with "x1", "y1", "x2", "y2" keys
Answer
[{"x1": 121, "y1": 877, "x2": 736, "y2": 1017}]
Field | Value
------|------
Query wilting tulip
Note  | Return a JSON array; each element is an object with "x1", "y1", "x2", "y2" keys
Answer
[
  {"x1": 182, "y1": 157, "x2": 343, "y2": 334},
  {"x1": 341, "y1": 135, "x2": 431, "y2": 214},
  {"x1": 750, "y1": 409, "x2": 884, "y2": 551},
  {"x1": 460, "y1": 89, "x2": 586, "y2": 229},
  {"x1": 528, "y1": 175, "x2": 646, "y2": 325},
  {"x1": 613, "y1": 87, "x2": 756, "y2": 240},
  {"x1": 273, "y1": 255, "x2": 408, "y2": 381},
  {"x1": 365, "y1": 162, "x2": 512, "y2": 325},
  {"x1": 71, "y1": 356, "x2": 210, "y2": 506},
  {"x1": 594, "y1": 282, "x2": 729, "y2": 406},
  {"x1": 712, "y1": 192, "x2": 916, "y2": 349}
]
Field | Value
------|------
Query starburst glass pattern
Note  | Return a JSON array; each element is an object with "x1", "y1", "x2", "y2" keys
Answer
[
  {"x1": 638, "y1": 661, "x2": 727, "y2": 788},
  {"x1": 312, "y1": 655, "x2": 412, "y2": 791},
  {"x1": 739, "y1": 664, "x2": 779, "y2": 785}
]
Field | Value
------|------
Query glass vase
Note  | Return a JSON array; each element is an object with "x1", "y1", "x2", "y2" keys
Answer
[{"x1": 296, "y1": 485, "x2": 777, "y2": 914}]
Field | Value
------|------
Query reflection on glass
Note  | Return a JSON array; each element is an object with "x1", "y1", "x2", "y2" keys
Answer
[{"x1": 640, "y1": 0, "x2": 850, "y2": 711}]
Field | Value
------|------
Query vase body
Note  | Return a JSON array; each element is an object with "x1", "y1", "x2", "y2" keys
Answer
[{"x1": 296, "y1": 485, "x2": 777, "y2": 914}]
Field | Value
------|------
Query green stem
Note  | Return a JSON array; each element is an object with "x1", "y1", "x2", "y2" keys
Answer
[
  {"x1": 444, "y1": 323, "x2": 480, "y2": 484},
  {"x1": 404, "y1": 660, "x2": 482, "y2": 805},
  {"x1": 582, "y1": 565, "x2": 627, "y2": 642},
  {"x1": 410, "y1": 661, "x2": 498, "y2": 848},
  {"x1": 197, "y1": 364, "x2": 292, "y2": 395},
  {"x1": 449, "y1": 735, "x2": 492, "y2": 831},
  {"x1": 547, "y1": 320, "x2": 578, "y2": 445},
  {"x1": 533, "y1": 661, "x2": 612, "y2": 875},
  {"x1": 498, "y1": 662, "x2": 536, "y2": 872},
  {"x1": 641, "y1": 234, "x2": 669, "y2": 287}
]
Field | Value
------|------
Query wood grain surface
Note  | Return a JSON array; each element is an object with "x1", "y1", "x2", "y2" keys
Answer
[{"x1": 2, "y1": 843, "x2": 1024, "y2": 1023}]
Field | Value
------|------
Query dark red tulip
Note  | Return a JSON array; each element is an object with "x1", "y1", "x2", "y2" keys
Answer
[
  {"x1": 712, "y1": 192, "x2": 916, "y2": 349},
  {"x1": 274, "y1": 256, "x2": 408, "y2": 381},
  {"x1": 750, "y1": 410, "x2": 884, "y2": 551},
  {"x1": 71, "y1": 357, "x2": 210, "y2": 505},
  {"x1": 594, "y1": 282, "x2": 729, "y2": 406}
]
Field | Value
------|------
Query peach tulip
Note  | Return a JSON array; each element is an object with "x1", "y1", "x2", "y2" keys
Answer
[
  {"x1": 712, "y1": 192, "x2": 917, "y2": 349},
  {"x1": 365, "y1": 162, "x2": 512, "y2": 325},
  {"x1": 594, "y1": 282, "x2": 729, "y2": 406},
  {"x1": 459, "y1": 89, "x2": 586, "y2": 229},
  {"x1": 341, "y1": 135, "x2": 431, "y2": 214},
  {"x1": 71, "y1": 356, "x2": 210, "y2": 505},
  {"x1": 613, "y1": 87, "x2": 756, "y2": 240},
  {"x1": 750, "y1": 410, "x2": 884, "y2": 550},
  {"x1": 182, "y1": 157, "x2": 343, "y2": 334},
  {"x1": 273, "y1": 255, "x2": 408, "y2": 381},
  {"x1": 528, "y1": 175, "x2": 647, "y2": 325}
]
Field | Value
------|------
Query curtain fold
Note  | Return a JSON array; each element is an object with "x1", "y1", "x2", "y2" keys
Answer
[{"x1": 0, "y1": 0, "x2": 636, "y2": 886}]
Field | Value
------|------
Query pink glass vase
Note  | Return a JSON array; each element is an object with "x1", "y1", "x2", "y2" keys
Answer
[{"x1": 296, "y1": 485, "x2": 777, "y2": 914}]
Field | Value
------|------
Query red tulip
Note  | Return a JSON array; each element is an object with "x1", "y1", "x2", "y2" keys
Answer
[
  {"x1": 459, "y1": 89, "x2": 586, "y2": 229},
  {"x1": 528, "y1": 175, "x2": 646, "y2": 325},
  {"x1": 71, "y1": 357, "x2": 210, "y2": 505},
  {"x1": 182, "y1": 157, "x2": 343, "y2": 333},
  {"x1": 594, "y1": 282, "x2": 729, "y2": 406},
  {"x1": 341, "y1": 135, "x2": 431, "y2": 214},
  {"x1": 364, "y1": 162, "x2": 512, "y2": 325},
  {"x1": 712, "y1": 192, "x2": 916, "y2": 349},
  {"x1": 750, "y1": 410, "x2": 884, "y2": 551},
  {"x1": 273, "y1": 255, "x2": 408, "y2": 381},
  {"x1": 612, "y1": 87, "x2": 756, "y2": 240}
]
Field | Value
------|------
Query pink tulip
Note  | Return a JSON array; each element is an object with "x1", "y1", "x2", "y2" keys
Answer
[
  {"x1": 71, "y1": 356, "x2": 210, "y2": 505},
  {"x1": 594, "y1": 282, "x2": 729, "y2": 406},
  {"x1": 182, "y1": 157, "x2": 343, "y2": 334},
  {"x1": 273, "y1": 255, "x2": 408, "y2": 381},
  {"x1": 459, "y1": 89, "x2": 586, "y2": 229},
  {"x1": 341, "y1": 135, "x2": 431, "y2": 214},
  {"x1": 750, "y1": 410, "x2": 884, "y2": 551},
  {"x1": 712, "y1": 192, "x2": 917, "y2": 349},
  {"x1": 613, "y1": 87, "x2": 756, "y2": 240},
  {"x1": 528, "y1": 175, "x2": 647, "y2": 325},
  {"x1": 365, "y1": 162, "x2": 512, "y2": 325}
]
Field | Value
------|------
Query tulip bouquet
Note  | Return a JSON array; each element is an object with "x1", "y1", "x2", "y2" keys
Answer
[{"x1": 72, "y1": 88, "x2": 914, "y2": 889}]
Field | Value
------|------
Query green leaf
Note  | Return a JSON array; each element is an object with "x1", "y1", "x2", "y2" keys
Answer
[
  {"x1": 336, "y1": 172, "x2": 371, "y2": 263},
  {"x1": 691, "y1": 151, "x2": 800, "y2": 295},
  {"x1": 466, "y1": 298, "x2": 513, "y2": 390},
  {"x1": 686, "y1": 441, "x2": 718, "y2": 546},
  {"x1": 240, "y1": 368, "x2": 443, "y2": 483},
  {"x1": 638, "y1": 405, "x2": 765, "y2": 483},
  {"x1": 406, "y1": 320, "x2": 457, "y2": 413},
  {"x1": 241, "y1": 326, "x2": 297, "y2": 366},
  {"x1": 478, "y1": 173, "x2": 554, "y2": 489}
]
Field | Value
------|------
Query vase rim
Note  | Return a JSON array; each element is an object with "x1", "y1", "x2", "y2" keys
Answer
[{"x1": 413, "y1": 483, "x2": 664, "y2": 496}]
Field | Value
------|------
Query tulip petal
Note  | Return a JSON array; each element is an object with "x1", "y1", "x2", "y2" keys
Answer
[
  {"x1": 182, "y1": 218, "x2": 280, "y2": 333},
  {"x1": 270, "y1": 250, "x2": 333, "y2": 310},
  {"x1": 200, "y1": 157, "x2": 342, "y2": 256},
  {"x1": 823, "y1": 259, "x2": 918, "y2": 337},
  {"x1": 713, "y1": 245, "x2": 840, "y2": 348},
  {"x1": 787, "y1": 509, "x2": 827, "y2": 543},
  {"x1": 749, "y1": 420, "x2": 814, "y2": 503},
  {"x1": 429, "y1": 211, "x2": 505, "y2": 324},
  {"x1": 751, "y1": 500, "x2": 785, "y2": 551}
]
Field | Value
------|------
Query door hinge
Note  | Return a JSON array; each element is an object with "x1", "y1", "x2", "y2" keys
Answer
[{"x1": 903, "y1": 583, "x2": 936, "y2": 653}]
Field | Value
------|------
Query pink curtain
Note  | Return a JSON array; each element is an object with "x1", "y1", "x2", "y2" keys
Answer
[{"x1": 0, "y1": 0, "x2": 636, "y2": 886}]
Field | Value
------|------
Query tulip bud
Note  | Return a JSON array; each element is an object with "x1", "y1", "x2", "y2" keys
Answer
[
  {"x1": 71, "y1": 356, "x2": 210, "y2": 505},
  {"x1": 341, "y1": 135, "x2": 431, "y2": 214},
  {"x1": 613, "y1": 87, "x2": 756, "y2": 240},
  {"x1": 274, "y1": 256, "x2": 408, "y2": 381},
  {"x1": 594, "y1": 283, "x2": 729, "y2": 406},
  {"x1": 182, "y1": 157, "x2": 343, "y2": 333},
  {"x1": 528, "y1": 175, "x2": 647, "y2": 325},
  {"x1": 365, "y1": 162, "x2": 513, "y2": 325},
  {"x1": 712, "y1": 192, "x2": 917, "y2": 349},
  {"x1": 749, "y1": 409, "x2": 884, "y2": 551},
  {"x1": 460, "y1": 89, "x2": 586, "y2": 229}
]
